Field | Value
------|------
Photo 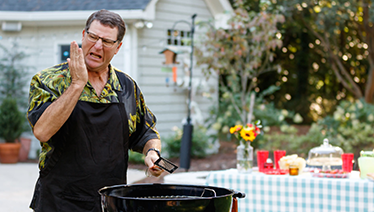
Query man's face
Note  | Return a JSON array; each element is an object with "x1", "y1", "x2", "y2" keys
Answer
[{"x1": 81, "y1": 20, "x2": 122, "y2": 73}]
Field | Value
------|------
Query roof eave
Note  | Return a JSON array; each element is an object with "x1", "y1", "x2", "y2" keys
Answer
[
  {"x1": 204, "y1": 0, "x2": 233, "y2": 17},
  {"x1": 0, "y1": 0, "x2": 158, "y2": 26}
]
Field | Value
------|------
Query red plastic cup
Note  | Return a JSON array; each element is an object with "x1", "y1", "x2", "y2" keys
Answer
[
  {"x1": 257, "y1": 150, "x2": 269, "y2": 172},
  {"x1": 274, "y1": 150, "x2": 286, "y2": 170},
  {"x1": 342, "y1": 153, "x2": 354, "y2": 173}
]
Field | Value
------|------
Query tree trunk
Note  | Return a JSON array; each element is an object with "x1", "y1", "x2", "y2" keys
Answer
[
  {"x1": 330, "y1": 53, "x2": 363, "y2": 99},
  {"x1": 365, "y1": 66, "x2": 374, "y2": 103},
  {"x1": 362, "y1": 2, "x2": 374, "y2": 103}
]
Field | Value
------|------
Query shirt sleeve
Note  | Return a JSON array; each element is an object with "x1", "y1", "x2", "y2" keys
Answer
[
  {"x1": 27, "y1": 73, "x2": 57, "y2": 128},
  {"x1": 127, "y1": 79, "x2": 160, "y2": 153}
]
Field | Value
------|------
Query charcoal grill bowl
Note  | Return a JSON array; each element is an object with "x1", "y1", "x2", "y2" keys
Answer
[{"x1": 99, "y1": 183, "x2": 245, "y2": 212}]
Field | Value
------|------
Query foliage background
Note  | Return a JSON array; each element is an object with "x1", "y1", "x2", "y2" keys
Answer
[
  {"x1": 193, "y1": 0, "x2": 374, "y2": 163},
  {"x1": 0, "y1": 43, "x2": 32, "y2": 142}
]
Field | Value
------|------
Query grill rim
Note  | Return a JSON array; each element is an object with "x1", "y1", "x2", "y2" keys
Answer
[{"x1": 99, "y1": 183, "x2": 235, "y2": 201}]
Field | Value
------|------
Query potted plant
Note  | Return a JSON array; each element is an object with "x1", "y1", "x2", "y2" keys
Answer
[
  {"x1": 0, "y1": 98, "x2": 25, "y2": 163},
  {"x1": 0, "y1": 43, "x2": 31, "y2": 163}
]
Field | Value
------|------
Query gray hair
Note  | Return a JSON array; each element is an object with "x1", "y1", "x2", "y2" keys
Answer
[{"x1": 85, "y1": 9, "x2": 126, "y2": 42}]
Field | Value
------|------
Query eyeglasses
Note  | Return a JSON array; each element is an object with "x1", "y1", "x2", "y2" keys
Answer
[{"x1": 85, "y1": 31, "x2": 118, "y2": 48}]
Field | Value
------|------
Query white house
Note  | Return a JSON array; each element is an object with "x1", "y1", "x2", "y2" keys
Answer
[{"x1": 0, "y1": 0, "x2": 233, "y2": 158}]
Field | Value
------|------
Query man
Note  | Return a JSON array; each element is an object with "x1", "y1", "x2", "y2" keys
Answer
[{"x1": 27, "y1": 9, "x2": 163, "y2": 211}]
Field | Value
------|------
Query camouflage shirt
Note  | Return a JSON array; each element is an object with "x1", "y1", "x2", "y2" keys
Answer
[{"x1": 27, "y1": 62, "x2": 159, "y2": 169}]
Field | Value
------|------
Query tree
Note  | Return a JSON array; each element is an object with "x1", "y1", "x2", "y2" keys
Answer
[
  {"x1": 280, "y1": 0, "x2": 374, "y2": 103},
  {"x1": 195, "y1": 0, "x2": 284, "y2": 124},
  {"x1": 0, "y1": 43, "x2": 31, "y2": 107}
]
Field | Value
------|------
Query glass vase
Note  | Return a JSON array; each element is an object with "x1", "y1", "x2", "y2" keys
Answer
[{"x1": 236, "y1": 141, "x2": 253, "y2": 173}]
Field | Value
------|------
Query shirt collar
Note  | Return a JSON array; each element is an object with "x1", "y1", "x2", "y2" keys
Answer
[
  {"x1": 108, "y1": 64, "x2": 122, "y2": 92},
  {"x1": 85, "y1": 64, "x2": 122, "y2": 92}
]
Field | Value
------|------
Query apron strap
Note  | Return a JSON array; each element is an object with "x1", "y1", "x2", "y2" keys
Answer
[{"x1": 114, "y1": 71, "x2": 130, "y2": 140}]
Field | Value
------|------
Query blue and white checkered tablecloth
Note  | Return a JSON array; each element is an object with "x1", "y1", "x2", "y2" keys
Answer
[{"x1": 206, "y1": 169, "x2": 374, "y2": 212}]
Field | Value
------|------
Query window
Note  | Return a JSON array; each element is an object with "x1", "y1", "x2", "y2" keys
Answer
[
  {"x1": 60, "y1": 44, "x2": 81, "y2": 63},
  {"x1": 167, "y1": 29, "x2": 191, "y2": 46}
]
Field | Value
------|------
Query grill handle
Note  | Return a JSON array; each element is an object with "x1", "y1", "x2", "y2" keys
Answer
[
  {"x1": 233, "y1": 191, "x2": 245, "y2": 199},
  {"x1": 201, "y1": 188, "x2": 216, "y2": 197},
  {"x1": 231, "y1": 191, "x2": 245, "y2": 212}
]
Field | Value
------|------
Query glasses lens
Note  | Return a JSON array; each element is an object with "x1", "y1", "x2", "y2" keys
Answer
[
  {"x1": 87, "y1": 32, "x2": 98, "y2": 42},
  {"x1": 102, "y1": 40, "x2": 114, "y2": 48},
  {"x1": 86, "y1": 31, "x2": 116, "y2": 47}
]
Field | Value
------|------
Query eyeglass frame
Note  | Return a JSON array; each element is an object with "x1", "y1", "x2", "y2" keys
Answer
[{"x1": 85, "y1": 30, "x2": 119, "y2": 47}]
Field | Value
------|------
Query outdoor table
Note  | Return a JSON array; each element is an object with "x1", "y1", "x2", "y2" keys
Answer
[{"x1": 205, "y1": 169, "x2": 374, "y2": 212}]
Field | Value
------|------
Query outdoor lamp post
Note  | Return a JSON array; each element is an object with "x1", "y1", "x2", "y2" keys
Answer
[{"x1": 169, "y1": 14, "x2": 197, "y2": 171}]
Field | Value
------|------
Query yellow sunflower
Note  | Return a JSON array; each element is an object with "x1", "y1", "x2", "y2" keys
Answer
[
  {"x1": 230, "y1": 125, "x2": 243, "y2": 134},
  {"x1": 240, "y1": 127, "x2": 256, "y2": 141}
]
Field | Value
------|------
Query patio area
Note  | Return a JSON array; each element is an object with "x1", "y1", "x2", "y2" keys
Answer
[{"x1": 0, "y1": 163, "x2": 146, "y2": 212}]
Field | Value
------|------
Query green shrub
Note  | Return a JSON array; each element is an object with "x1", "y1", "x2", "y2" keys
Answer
[
  {"x1": 258, "y1": 125, "x2": 298, "y2": 153},
  {"x1": 128, "y1": 150, "x2": 145, "y2": 164},
  {"x1": 259, "y1": 124, "x2": 325, "y2": 158},
  {"x1": 253, "y1": 102, "x2": 295, "y2": 127},
  {"x1": 255, "y1": 99, "x2": 374, "y2": 160},
  {"x1": 333, "y1": 122, "x2": 374, "y2": 156},
  {"x1": 0, "y1": 97, "x2": 25, "y2": 143},
  {"x1": 318, "y1": 98, "x2": 374, "y2": 155},
  {"x1": 289, "y1": 124, "x2": 326, "y2": 158},
  {"x1": 209, "y1": 86, "x2": 299, "y2": 143},
  {"x1": 162, "y1": 125, "x2": 213, "y2": 159}
]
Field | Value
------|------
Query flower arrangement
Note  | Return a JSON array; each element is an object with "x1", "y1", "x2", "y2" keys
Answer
[
  {"x1": 230, "y1": 121, "x2": 262, "y2": 173},
  {"x1": 230, "y1": 122, "x2": 261, "y2": 144}
]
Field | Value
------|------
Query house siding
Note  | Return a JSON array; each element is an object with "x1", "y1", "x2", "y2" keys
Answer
[
  {"x1": 0, "y1": 0, "x2": 219, "y2": 157},
  {"x1": 0, "y1": 24, "x2": 129, "y2": 90},
  {"x1": 0, "y1": 24, "x2": 128, "y2": 159},
  {"x1": 136, "y1": 0, "x2": 218, "y2": 137}
]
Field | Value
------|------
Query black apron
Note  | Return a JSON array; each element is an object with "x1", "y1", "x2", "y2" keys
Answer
[{"x1": 30, "y1": 74, "x2": 129, "y2": 212}]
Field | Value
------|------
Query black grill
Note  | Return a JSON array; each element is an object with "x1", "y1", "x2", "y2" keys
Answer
[{"x1": 99, "y1": 183, "x2": 245, "y2": 212}]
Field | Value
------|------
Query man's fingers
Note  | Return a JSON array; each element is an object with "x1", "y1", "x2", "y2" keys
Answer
[
  {"x1": 151, "y1": 165, "x2": 162, "y2": 171},
  {"x1": 77, "y1": 48, "x2": 85, "y2": 64},
  {"x1": 70, "y1": 41, "x2": 79, "y2": 54}
]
